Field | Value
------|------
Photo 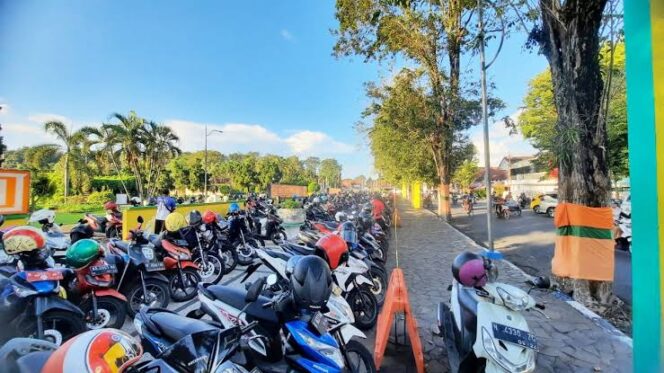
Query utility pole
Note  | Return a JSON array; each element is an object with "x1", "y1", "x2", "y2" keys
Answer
[
  {"x1": 204, "y1": 124, "x2": 223, "y2": 201},
  {"x1": 478, "y1": 0, "x2": 493, "y2": 250}
]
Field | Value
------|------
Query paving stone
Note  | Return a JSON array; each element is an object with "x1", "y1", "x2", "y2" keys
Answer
[{"x1": 381, "y1": 202, "x2": 633, "y2": 372}]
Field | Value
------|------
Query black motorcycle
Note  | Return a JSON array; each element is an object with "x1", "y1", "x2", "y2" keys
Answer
[{"x1": 107, "y1": 216, "x2": 170, "y2": 316}]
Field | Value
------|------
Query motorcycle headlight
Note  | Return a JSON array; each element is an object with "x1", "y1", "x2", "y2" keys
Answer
[
  {"x1": 178, "y1": 252, "x2": 192, "y2": 260},
  {"x1": 496, "y1": 286, "x2": 529, "y2": 311},
  {"x1": 481, "y1": 327, "x2": 535, "y2": 373},
  {"x1": 294, "y1": 330, "x2": 344, "y2": 369}
]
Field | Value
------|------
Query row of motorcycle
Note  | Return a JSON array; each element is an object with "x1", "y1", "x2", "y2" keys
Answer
[{"x1": 0, "y1": 196, "x2": 392, "y2": 372}]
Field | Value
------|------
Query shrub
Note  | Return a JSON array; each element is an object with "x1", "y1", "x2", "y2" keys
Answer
[
  {"x1": 279, "y1": 199, "x2": 302, "y2": 209},
  {"x1": 91, "y1": 176, "x2": 137, "y2": 194},
  {"x1": 58, "y1": 203, "x2": 100, "y2": 213},
  {"x1": 87, "y1": 190, "x2": 115, "y2": 205}
]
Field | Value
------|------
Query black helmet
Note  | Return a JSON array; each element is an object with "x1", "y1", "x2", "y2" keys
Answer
[
  {"x1": 188, "y1": 210, "x2": 202, "y2": 226},
  {"x1": 362, "y1": 203, "x2": 372, "y2": 213},
  {"x1": 290, "y1": 255, "x2": 332, "y2": 310}
]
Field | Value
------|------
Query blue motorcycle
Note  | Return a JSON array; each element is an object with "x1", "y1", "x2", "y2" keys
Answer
[{"x1": 0, "y1": 260, "x2": 86, "y2": 345}]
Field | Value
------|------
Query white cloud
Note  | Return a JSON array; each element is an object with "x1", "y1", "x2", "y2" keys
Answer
[
  {"x1": 28, "y1": 113, "x2": 71, "y2": 124},
  {"x1": 280, "y1": 29, "x2": 295, "y2": 42},
  {"x1": 163, "y1": 119, "x2": 354, "y2": 158},
  {"x1": 470, "y1": 110, "x2": 536, "y2": 167}
]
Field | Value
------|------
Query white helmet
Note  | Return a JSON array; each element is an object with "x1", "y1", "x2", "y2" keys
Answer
[
  {"x1": 28, "y1": 209, "x2": 56, "y2": 224},
  {"x1": 335, "y1": 212, "x2": 347, "y2": 222},
  {"x1": 312, "y1": 197, "x2": 321, "y2": 204}
]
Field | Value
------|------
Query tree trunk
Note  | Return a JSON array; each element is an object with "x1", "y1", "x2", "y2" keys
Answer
[
  {"x1": 64, "y1": 152, "x2": 69, "y2": 201},
  {"x1": 539, "y1": 0, "x2": 611, "y2": 304}
]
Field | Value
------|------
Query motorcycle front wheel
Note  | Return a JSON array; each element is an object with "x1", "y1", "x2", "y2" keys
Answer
[
  {"x1": 24, "y1": 310, "x2": 86, "y2": 345},
  {"x1": 344, "y1": 340, "x2": 377, "y2": 373},
  {"x1": 236, "y1": 239, "x2": 259, "y2": 266},
  {"x1": 126, "y1": 279, "x2": 170, "y2": 317},
  {"x1": 219, "y1": 246, "x2": 238, "y2": 273},
  {"x1": 346, "y1": 288, "x2": 378, "y2": 330},
  {"x1": 81, "y1": 296, "x2": 127, "y2": 329},
  {"x1": 368, "y1": 267, "x2": 387, "y2": 306},
  {"x1": 271, "y1": 230, "x2": 288, "y2": 245},
  {"x1": 169, "y1": 268, "x2": 200, "y2": 302},
  {"x1": 194, "y1": 252, "x2": 225, "y2": 284}
]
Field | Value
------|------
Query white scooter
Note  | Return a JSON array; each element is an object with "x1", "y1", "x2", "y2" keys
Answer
[{"x1": 434, "y1": 253, "x2": 543, "y2": 373}]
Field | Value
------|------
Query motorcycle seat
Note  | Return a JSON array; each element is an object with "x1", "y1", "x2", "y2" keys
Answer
[
  {"x1": 110, "y1": 239, "x2": 130, "y2": 253},
  {"x1": 264, "y1": 249, "x2": 292, "y2": 262},
  {"x1": 282, "y1": 242, "x2": 315, "y2": 256},
  {"x1": 146, "y1": 311, "x2": 217, "y2": 343},
  {"x1": 205, "y1": 285, "x2": 279, "y2": 324},
  {"x1": 322, "y1": 221, "x2": 339, "y2": 230},
  {"x1": 16, "y1": 351, "x2": 52, "y2": 373},
  {"x1": 458, "y1": 286, "x2": 479, "y2": 336}
]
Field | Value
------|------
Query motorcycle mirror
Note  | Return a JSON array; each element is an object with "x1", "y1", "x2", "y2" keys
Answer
[
  {"x1": 137, "y1": 216, "x2": 144, "y2": 224},
  {"x1": 245, "y1": 277, "x2": 267, "y2": 303},
  {"x1": 266, "y1": 274, "x2": 278, "y2": 287}
]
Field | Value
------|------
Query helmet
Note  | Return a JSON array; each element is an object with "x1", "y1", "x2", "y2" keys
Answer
[
  {"x1": 340, "y1": 222, "x2": 358, "y2": 246},
  {"x1": 362, "y1": 203, "x2": 372, "y2": 213},
  {"x1": 28, "y1": 209, "x2": 56, "y2": 224},
  {"x1": 66, "y1": 239, "x2": 102, "y2": 269},
  {"x1": 315, "y1": 234, "x2": 348, "y2": 270},
  {"x1": 312, "y1": 197, "x2": 321, "y2": 204},
  {"x1": 42, "y1": 328, "x2": 142, "y2": 373},
  {"x1": 334, "y1": 212, "x2": 347, "y2": 222},
  {"x1": 187, "y1": 210, "x2": 202, "y2": 226},
  {"x1": 289, "y1": 255, "x2": 333, "y2": 310},
  {"x1": 451, "y1": 251, "x2": 488, "y2": 287},
  {"x1": 129, "y1": 196, "x2": 141, "y2": 206},
  {"x1": 165, "y1": 197, "x2": 176, "y2": 211},
  {"x1": 202, "y1": 210, "x2": 217, "y2": 224},
  {"x1": 103, "y1": 201, "x2": 118, "y2": 211},
  {"x1": 165, "y1": 212, "x2": 187, "y2": 232},
  {"x1": 228, "y1": 203, "x2": 240, "y2": 214},
  {"x1": 3, "y1": 226, "x2": 46, "y2": 255}
]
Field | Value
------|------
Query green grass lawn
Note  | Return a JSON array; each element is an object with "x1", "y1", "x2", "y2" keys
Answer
[{"x1": 52, "y1": 210, "x2": 105, "y2": 225}]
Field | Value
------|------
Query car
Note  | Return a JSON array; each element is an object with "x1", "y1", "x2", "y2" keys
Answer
[
  {"x1": 539, "y1": 194, "x2": 558, "y2": 218},
  {"x1": 531, "y1": 193, "x2": 557, "y2": 213}
]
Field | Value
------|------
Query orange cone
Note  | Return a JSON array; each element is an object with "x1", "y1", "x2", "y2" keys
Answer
[{"x1": 373, "y1": 268, "x2": 425, "y2": 372}]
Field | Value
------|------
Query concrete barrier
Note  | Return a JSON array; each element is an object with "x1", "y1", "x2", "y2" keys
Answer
[{"x1": 121, "y1": 202, "x2": 234, "y2": 239}]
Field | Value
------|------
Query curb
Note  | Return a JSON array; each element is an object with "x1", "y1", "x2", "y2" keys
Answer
[{"x1": 423, "y1": 206, "x2": 633, "y2": 348}]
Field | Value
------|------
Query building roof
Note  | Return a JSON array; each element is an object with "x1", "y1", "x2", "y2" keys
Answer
[
  {"x1": 498, "y1": 155, "x2": 537, "y2": 170},
  {"x1": 474, "y1": 167, "x2": 508, "y2": 183}
]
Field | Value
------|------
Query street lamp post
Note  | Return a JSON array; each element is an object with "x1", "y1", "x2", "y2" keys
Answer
[
  {"x1": 477, "y1": 0, "x2": 505, "y2": 251},
  {"x1": 204, "y1": 124, "x2": 223, "y2": 201}
]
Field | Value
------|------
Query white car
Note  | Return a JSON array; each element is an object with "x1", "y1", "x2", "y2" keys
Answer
[{"x1": 539, "y1": 195, "x2": 558, "y2": 218}]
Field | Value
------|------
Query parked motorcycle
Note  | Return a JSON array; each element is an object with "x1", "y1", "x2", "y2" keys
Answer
[
  {"x1": 28, "y1": 209, "x2": 69, "y2": 264},
  {"x1": 69, "y1": 213, "x2": 108, "y2": 244},
  {"x1": 155, "y1": 233, "x2": 201, "y2": 302},
  {"x1": 65, "y1": 238, "x2": 127, "y2": 330},
  {"x1": 107, "y1": 216, "x2": 170, "y2": 316},
  {"x1": 434, "y1": 251, "x2": 541, "y2": 372}
]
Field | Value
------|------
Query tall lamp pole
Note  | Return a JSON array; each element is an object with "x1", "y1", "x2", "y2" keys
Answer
[
  {"x1": 477, "y1": 0, "x2": 505, "y2": 251},
  {"x1": 204, "y1": 124, "x2": 223, "y2": 200}
]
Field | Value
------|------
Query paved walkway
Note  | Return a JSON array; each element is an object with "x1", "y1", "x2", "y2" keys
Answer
[{"x1": 380, "y1": 202, "x2": 632, "y2": 372}]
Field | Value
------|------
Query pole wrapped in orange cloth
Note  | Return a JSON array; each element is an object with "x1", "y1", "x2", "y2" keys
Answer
[{"x1": 551, "y1": 202, "x2": 615, "y2": 281}]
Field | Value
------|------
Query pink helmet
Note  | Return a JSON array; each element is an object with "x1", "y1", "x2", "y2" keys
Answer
[{"x1": 452, "y1": 251, "x2": 488, "y2": 287}]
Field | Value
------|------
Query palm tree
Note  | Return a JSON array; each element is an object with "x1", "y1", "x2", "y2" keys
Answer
[
  {"x1": 143, "y1": 121, "x2": 181, "y2": 197},
  {"x1": 105, "y1": 112, "x2": 148, "y2": 199},
  {"x1": 80, "y1": 124, "x2": 130, "y2": 195},
  {"x1": 44, "y1": 121, "x2": 84, "y2": 200}
]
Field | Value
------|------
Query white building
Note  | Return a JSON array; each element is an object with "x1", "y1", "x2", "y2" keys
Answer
[{"x1": 498, "y1": 155, "x2": 558, "y2": 197}]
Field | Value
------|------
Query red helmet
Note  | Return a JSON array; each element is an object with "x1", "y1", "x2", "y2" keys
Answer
[
  {"x1": 315, "y1": 234, "x2": 348, "y2": 270},
  {"x1": 202, "y1": 210, "x2": 217, "y2": 224},
  {"x1": 103, "y1": 201, "x2": 118, "y2": 211}
]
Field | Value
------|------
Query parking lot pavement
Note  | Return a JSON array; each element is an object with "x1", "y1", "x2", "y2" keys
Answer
[{"x1": 393, "y1": 201, "x2": 632, "y2": 372}]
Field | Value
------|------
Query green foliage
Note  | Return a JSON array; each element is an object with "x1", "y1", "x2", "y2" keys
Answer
[
  {"x1": 279, "y1": 199, "x2": 302, "y2": 209},
  {"x1": 92, "y1": 176, "x2": 137, "y2": 194},
  {"x1": 518, "y1": 42, "x2": 628, "y2": 178},
  {"x1": 453, "y1": 160, "x2": 479, "y2": 192},
  {"x1": 319, "y1": 159, "x2": 342, "y2": 188},
  {"x1": 87, "y1": 190, "x2": 115, "y2": 205},
  {"x1": 307, "y1": 181, "x2": 319, "y2": 194}
]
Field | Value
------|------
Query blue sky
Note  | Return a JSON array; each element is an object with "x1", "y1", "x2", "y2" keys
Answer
[{"x1": 0, "y1": 0, "x2": 546, "y2": 177}]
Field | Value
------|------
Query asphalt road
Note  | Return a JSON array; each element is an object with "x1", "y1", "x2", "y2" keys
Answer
[{"x1": 443, "y1": 201, "x2": 632, "y2": 304}]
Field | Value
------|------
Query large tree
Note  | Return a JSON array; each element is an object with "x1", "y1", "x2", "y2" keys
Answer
[
  {"x1": 531, "y1": 0, "x2": 611, "y2": 303},
  {"x1": 518, "y1": 41, "x2": 627, "y2": 179},
  {"x1": 334, "y1": 0, "x2": 501, "y2": 220},
  {"x1": 319, "y1": 159, "x2": 343, "y2": 188},
  {"x1": 44, "y1": 121, "x2": 85, "y2": 200}
]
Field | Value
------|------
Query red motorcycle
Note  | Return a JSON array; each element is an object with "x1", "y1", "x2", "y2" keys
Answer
[
  {"x1": 68, "y1": 253, "x2": 127, "y2": 330},
  {"x1": 154, "y1": 235, "x2": 201, "y2": 302}
]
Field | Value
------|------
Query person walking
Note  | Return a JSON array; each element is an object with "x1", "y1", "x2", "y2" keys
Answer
[{"x1": 155, "y1": 190, "x2": 175, "y2": 233}]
